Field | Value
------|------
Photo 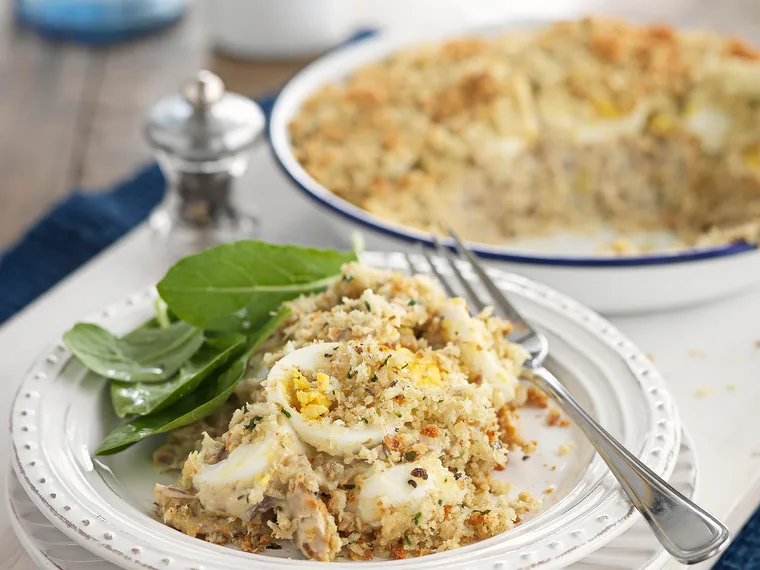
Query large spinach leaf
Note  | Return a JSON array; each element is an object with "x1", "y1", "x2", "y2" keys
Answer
[
  {"x1": 110, "y1": 333, "x2": 246, "y2": 418},
  {"x1": 156, "y1": 240, "x2": 355, "y2": 332},
  {"x1": 63, "y1": 320, "x2": 204, "y2": 383},
  {"x1": 94, "y1": 307, "x2": 290, "y2": 455},
  {"x1": 95, "y1": 352, "x2": 247, "y2": 456}
]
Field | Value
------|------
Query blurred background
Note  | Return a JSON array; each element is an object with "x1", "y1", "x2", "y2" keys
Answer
[{"x1": 1, "y1": 0, "x2": 758, "y2": 251}]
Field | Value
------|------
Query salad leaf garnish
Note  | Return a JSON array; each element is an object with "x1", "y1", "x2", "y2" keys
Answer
[
  {"x1": 110, "y1": 333, "x2": 246, "y2": 418},
  {"x1": 63, "y1": 321, "x2": 204, "y2": 383},
  {"x1": 94, "y1": 350, "x2": 248, "y2": 456},
  {"x1": 94, "y1": 307, "x2": 289, "y2": 455},
  {"x1": 156, "y1": 241, "x2": 356, "y2": 332}
]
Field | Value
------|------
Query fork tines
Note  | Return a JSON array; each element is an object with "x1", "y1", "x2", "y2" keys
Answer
[{"x1": 406, "y1": 228, "x2": 528, "y2": 329}]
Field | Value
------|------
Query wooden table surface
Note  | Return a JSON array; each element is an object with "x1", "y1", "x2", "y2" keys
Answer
[{"x1": 0, "y1": 1, "x2": 312, "y2": 250}]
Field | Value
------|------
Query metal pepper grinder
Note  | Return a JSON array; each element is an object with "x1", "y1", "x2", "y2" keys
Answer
[{"x1": 144, "y1": 70, "x2": 265, "y2": 255}]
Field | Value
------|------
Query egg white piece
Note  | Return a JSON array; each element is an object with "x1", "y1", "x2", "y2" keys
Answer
[
  {"x1": 538, "y1": 92, "x2": 650, "y2": 144},
  {"x1": 265, "y1": 342, "x2": 390, "y2": 455},
  {"x1": 193, "y1": 419, "x2": 300, "y2": 519},
  {"x1": 685, "y1": 103, "x2": 732, "y2": 153},
  {"x1": 440, "y1": 299, "x2": 520, "y2": 403},
  {"x1": 358, "y1": 455, "x2": 465, "y2": 525}
]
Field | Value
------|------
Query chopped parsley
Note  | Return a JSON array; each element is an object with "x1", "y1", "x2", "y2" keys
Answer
[
  {"x1": 347, "y1": 369, "x2": 354, "y2": 379},
  {"x1": 404, "y1": 535, "x2": 412, "y2": 547},
  {"x1": 400, "y1": 363, "x2": 409, "y2": 370},
  {"x1": 364, "y1": 301, "x2": 371, "y2": 311},
  {"x1": 413, "y1": 512, "x2": 421, "y2": 525},
  {"x1": 404, "y1": 450, "x2": 418, "y2": 461},
  {"x1": 266, "y1": 544, "x2": 282, "y2": 550},
  {"x1": 281, "y1": 408, "x2": 292, "y2": 419},
  {"x1": 379, "y1": 355, "x2": 391, "y2": 368},
  {"x1": 472, "y1": 509, "x2": 491, "y2": 515},
  {"x1": 370, "y1": 374, "x2": 377, "y2": 382},
  {"x1": 408, "y1": 299, "x2": 418, "y2": 306},
  {"x1": 341, "y1": 484, "x2": 355, "y2": 490},
  {"x1": 438, "y1": 499, "x2": 443, "y2": 506},
  {"x1": 342, "y1": 274, "x2": 354, "y2": 282},
  {"x1": 245, "y1": 416, "x2": 263, "y2": 431},
  {"x1": 359, "y1": 417, "x2": 368, "y2": 423}
]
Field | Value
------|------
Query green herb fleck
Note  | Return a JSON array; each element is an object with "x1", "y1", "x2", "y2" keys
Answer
[
  {"x1": 404, "y1": 451, "x2": 417, "y2": 461},
  {"x1": 370, "y1": 374, "x2": 377, "y2": 382},
  {"x1": 341, "y1": 484, "x2": 355, "y2": 490},
  {"x1": 472, "y1": 509, "x2": 491, "y2": 515},
  {"x1": 404, "y1": 535, "x2": 412, "y2": 547},
  {"x1": 347, "y1": 368, "x2": 354, "y2": 379},
  {"x1": 413, "y1": 512, "x2": 421, "y2": 525},
  {"x1": 266, "y1": 544, "x2": 282, "y2": 550},
  {"x1": 245, "y1": 416, "x2": 263, "y2": 431},
  {"x1": 281, "y1": 408, "x2": 292, "y2": 419},
  {"x1": 438, "y1": 499, "x2": 443, "y2": 506},
  {"x1": 342, "y1": 274, "x2": 354, "y2": 283},
  {"x1": 359, "y1": 418, "x2": 368, "y2": 424},
  {"x1": 395, "y1": 412, "x2": 402, "y2": 418},
  {"x1": 379, "y1": 355, "x2": 391, "y2": 368},
  {"x1": 364, "y1": 301, "x2": 371, "y2": 311},
  {"x1": 400, "y1": 363, "x2": 409, "y2": 369},
  {"x1": 408, "y1": 299, "x2": 418, "y2": 306}
]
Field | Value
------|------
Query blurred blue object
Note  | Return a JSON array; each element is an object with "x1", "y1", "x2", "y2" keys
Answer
[{"x1": 15, "y1": 0, "x2": 187, "y2": 44}]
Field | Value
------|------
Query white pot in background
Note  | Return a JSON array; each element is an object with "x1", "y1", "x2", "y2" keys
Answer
[{"x1": 203, "y1": 0, "x2": 350, "y2": 59}]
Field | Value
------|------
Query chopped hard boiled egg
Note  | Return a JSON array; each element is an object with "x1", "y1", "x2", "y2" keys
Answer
[
  {"x1": 358, "y1": 455, "x2": 465, "y2": 525},
  {"x1": 265, "y1": 342, "x2": 392, "y2": 455},
  {"x1": 193, "y1": 419, "x2": 299, "y2": 519},
  {"x1": 440, "y1": 299, "x2": 520, "y2": 403},
  {"x1": 684, "y1": 102, "x2": 732, "y2": 153}
]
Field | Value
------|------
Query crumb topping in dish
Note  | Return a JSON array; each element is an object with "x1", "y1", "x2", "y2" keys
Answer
[
  {"x1": 153, "y1": 263, "x2": 543, "y2": 561},
  {"x1": 289, "y1": 18, "x2": 760, "y2": 253}
]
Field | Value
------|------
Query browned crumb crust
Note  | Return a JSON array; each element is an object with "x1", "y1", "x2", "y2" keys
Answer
[{"x1": 289, "y1": 17, "x2": 760, "y2": 253}]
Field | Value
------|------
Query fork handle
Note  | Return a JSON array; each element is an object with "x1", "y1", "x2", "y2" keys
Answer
[{"x1": 532, "y1": 366, "x2": 730, "y2": 565}]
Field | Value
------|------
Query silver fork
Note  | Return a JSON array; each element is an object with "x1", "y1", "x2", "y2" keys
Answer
[{"x1": 405, "y1": 228, "x2": 730, "y2": 566}]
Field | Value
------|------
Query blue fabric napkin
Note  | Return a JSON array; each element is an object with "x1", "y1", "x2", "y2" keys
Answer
[{"x1": 0, "y1": 29, "x2": 757, "y2": 570}]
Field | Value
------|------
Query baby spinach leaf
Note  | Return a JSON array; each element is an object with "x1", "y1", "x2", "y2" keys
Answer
[
  {"x1": 63, "y1": 320, "x2": 205, "y2": 383},
  {"x1": 110, "y1": 333, "x2": 246, "y2": 418},
  {"x1": 94, "y1": 307, "x2": 289, "y2": 455},
  {"x1": 156, "y1": 240, "x2": 356, "y2": 332},
  {"x1": 94, "y1": 351, "x2": 247, "y2": 456}
]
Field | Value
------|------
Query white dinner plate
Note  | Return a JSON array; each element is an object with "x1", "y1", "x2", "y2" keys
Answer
[
  {"x1": 268, "y1": 21, "x2": 760, "y2": 315},
  {"x1": 6, "y1": 429, "x2": 698, "y2": 570},
  {"x1": 9, "y1": 251, "x2": 681, "y2": 570}
]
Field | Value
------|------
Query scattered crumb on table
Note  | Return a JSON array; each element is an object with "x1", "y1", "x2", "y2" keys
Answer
[
  {"x1": 551, "y1": 465, "x2": 557, "y2": 471},
  {"x1": 544, "y1": 487, "x2": 555, "y2": 494},
  {"x1": 727, "y1": 384, "x2": 738, "y2": 392},
  {"x1": 688, "y1": 349, "x2": 707, "y2": 359},
  {"x1": 696, "y1": 388, "x2": 712, "y2": 398},
  {"x1": 558, "y1": 442, "x2": 576, "y2": 456},
  {"x1": 647, "y1": 353, "x2": 655, "y2": 361}
]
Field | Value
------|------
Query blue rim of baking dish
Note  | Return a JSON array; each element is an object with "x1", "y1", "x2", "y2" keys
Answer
[{"x1": 267, "y1": 29, "x2": 758, "y2": 268}]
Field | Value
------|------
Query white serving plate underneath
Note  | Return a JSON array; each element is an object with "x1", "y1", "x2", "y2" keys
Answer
[
  {"x1": 268, "y1": 22, "x2": 760, "y2": 315},
  {"x1": 9, "y1": 252, "x2": 681, "y2": 570},
  {"x1": 6, "y1": 430, "x2": 697, "y2": 570}
]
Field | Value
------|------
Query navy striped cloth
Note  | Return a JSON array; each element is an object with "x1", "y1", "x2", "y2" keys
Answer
[{"x1": 0, "y1": 33, "x2": 758, "y2": 570}]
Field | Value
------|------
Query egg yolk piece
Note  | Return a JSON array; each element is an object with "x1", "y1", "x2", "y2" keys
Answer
[{"x1": 392, "y1": 348, "x2": 444, "y2": 389}]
